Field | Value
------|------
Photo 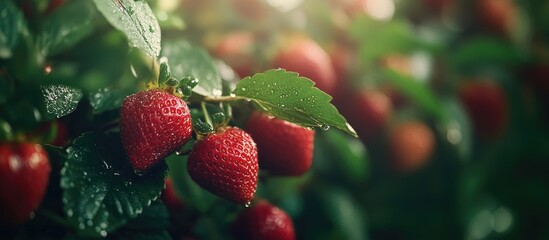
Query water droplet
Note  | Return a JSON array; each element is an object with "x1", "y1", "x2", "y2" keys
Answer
[
  {"x1": 244, "y1": 201, "x2": 251, "y2": 208},
  {"x1": 320, "y1": 124, "x2": 330, "y2": 131},
  {"x1": 241, "y1": 87, "x2": 246, "y2": 91}
]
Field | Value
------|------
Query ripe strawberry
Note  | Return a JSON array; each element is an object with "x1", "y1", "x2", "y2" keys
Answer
[
  {"x1": 272, "y1": 37, "x2": 337, "y2": 96},
  {"x1": 389, "y1": 121, "x2": 435, "y2": 172},
  {"x1": 232, "y1": 200, "x2": 295, "y2": 240},
  {"x1": 245, "y1": 112, "x2": 314, "y2": 176},
  {"x1": 339, "y1": 90, "x2": 393, "y2": 142},
  {"x1": 329, "y1": 43, "x2": 355, "y2": 98},
  {"x1": 120, "y1": 89, "x2": 193, "y2": 171},
  {"x1": 0, "y1": 143, "x2": 51, "y2": 225},
  {"x1": 459, "y1": 81, "x2": 508, "y2": 139},
  {"x1": 477, "y1": 0, "x2": 518, "y2": 36},
  {"x1": 162, "y1": 179, "x2": 185, "y2": 213},
  {"x1": 187, "y1": 127, "x2": 258, "y2": 204},
  {"x1": 213, "y1": 31, "x2": 255, "y2": 78}
]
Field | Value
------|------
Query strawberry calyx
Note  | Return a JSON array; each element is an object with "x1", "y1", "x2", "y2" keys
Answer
[
  {"x1": 155, "y1": 60, "x2": 199, "y2": 100},
  {"x1": 193, "y1": 102, "x2": 231, "y2": 140}
]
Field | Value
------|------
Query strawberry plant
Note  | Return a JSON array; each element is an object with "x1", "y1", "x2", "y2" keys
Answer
[{"x1": 2, "y1": 0, "x2": 549, "y2": 239}]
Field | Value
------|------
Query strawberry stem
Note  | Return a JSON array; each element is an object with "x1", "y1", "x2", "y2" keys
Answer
[
  {"x1": 203, "y1": 96, "x2": 246, "y2": 102},
  {"x1": 201, "y1": 101, "x2": 213, "y2": 127}
]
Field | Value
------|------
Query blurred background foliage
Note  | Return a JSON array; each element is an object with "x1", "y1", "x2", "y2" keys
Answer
[
  {"x1": 1, "y1": 0, "x2": 549, "y2": 239},
  {"x1": 172, "y1": 0, "x2": 549, "y2": 239}
]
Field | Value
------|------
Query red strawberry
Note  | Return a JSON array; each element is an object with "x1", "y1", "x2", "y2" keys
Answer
[
  {"x1": 187, "y1": 127, "x2": 258, "y2": 204},
  {"x1": 213, "y1": 31, "x2": 256, "y2": 78},
  {"x1": 120, "y1": 89, "x2": 193, "y2": 171},
  {"x1": 340, "y1": 90, "x2": 393, "y2": 143},
  {"x1": 272, "y1": 37, "x2": 337, "y2": 96},
  {"x1": 162, "y1": 179, "x2": 185, "y2": 213},
  {"x1": 0, "y1": 143, "x2": 51, "y2": 225},
  {"x1": 245, "y1": 112, "x2": 314, "y2": 176},
  {"x1": 477, "y1": 0, "x2": 518, "y2": 36},
  {"x1": 233, "y1": 200, "x2": 295, "y2": 240},
  {"x1": 459, "y1": 81, "x2": 508, "y2": 139},
  {"x1": 389, "y1": 121, "x2": 435, "y2": 172}
]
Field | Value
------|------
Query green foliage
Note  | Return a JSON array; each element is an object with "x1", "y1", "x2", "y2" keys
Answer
[
  {"x1": 88, "y1": 86, "x2": 138, "y2": 114},
  {"x1": 92, "y1": 0, "x2": 161, "y2": 57},
  {"x1": 165, "y1": 153, "x2": 217, "y2": 212},
  {"x1": 37, "y1": 0, "x2": 96, "y2": 56},
  {"x1": 161, "y1": 40, "x2": 222, "y2": 97},
  {"x1": 383, "y1": 69, "x2": 445, "y2": 121},
  {"x1": 349, "y1": 16, "x2": 437, "y2": 62},
  {"x1": 40, "y1": 84, "x2": 83, "y2": 119},
  {"x1": 61, "y1": 133, "x2": 167, "y2": 237},
  {"x1": 111, "y1": 201, "x2": 171, "y2": 240},
  {"x1": 234, "y1": 69, "x2": 357, "y2": 136},
  {"x1": 0, "y1": 0, "x2": 26, "y2": 58},
  {"x1": 450, "y1": 37, "x2": 523, "y2": 70},
  {"x1": 314, "y1": 130, "x2": 370, "y2": 185}
]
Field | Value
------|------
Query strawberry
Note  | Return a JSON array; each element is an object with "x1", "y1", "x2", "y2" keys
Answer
[
  {"x1": 389, "y1": 121, "x2": 435, "y2": 172},
  {"x1": 120, "y1": 89, "x2": 193, "y2": 171},
  {"x1": 272, "y1": 37, "x2": 337, "y2": 96},
  {"x1": 477, "y1": 0, "x2": 518, "y2": 36},
  {"x1": 0, "y1": 143, "x2": 51, "y2": 225},
  {"x1": 162, "y1": 179, "x2": 185, "y2": 213},
  {"x1": 339, "y1": 90, "x2": 393, "y2": 143},
  {"x1": 213, "y1": 31, "x2": 256, "y2": 78},
  {"x1": 459, "y1": 81, "x2": 508, "y2": 139},
  {"x1": 187, "y1": 127, "x2": 258, "y2": 204},
  {"x1": 232, "y1": 200, "x2": 295, "y2": 240},
  {"x1": 245, "y1": 112, "x2": 314, "y2": 176}
]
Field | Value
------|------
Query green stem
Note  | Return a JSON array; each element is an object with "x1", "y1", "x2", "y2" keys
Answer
[
  {"x1": 201, "y1": 101, "x2": 213, "y2": 126},
  {"x1": 38, "y1": 210, "x2": 72, "y2": 228},
  {"x1": 203, "y1": 96, "x2": 246, "y2": 103}
]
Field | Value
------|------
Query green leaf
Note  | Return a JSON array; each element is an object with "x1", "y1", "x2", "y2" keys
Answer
[
  {"x1": 88, "y1": 86, "x2": 138, "y2": 113},
  {"x1": 450, "y1": 37, "x2": 523, "y2": 69},
  {"x1": 439, "y1": 98, "x2": 472, "y2": 161},
  {"x1": 61, "y1": 132, "x2": 167, "y2": 237},
  {"x1": 111, "y1": 201, "x2": 170, "y2": 240},
  {"x1": 165, "y1": 153, "x2": 217, "y2": 212},
  {"x1": 315, "y1": 130, "x2": 369, "y2": 184},
  {"x1": 37, "y1": 0, "x2": 96, "y2": 56},
  {"x1": 111, "y1": 231, "x2": 171, "y2": 240},
  {"x1": 41, "y1": 84, "x2": 83, "y2": 119},
  {"x1": 233, "y1": 69, "x2": 357, "y2": 137},
  {"x1": 0, "y1": 0, "x2": 26, "y2": 58},
  {"x1": 382, "y1": 69, "x2": 445, "y2": 121},
  {"x1": 93, "y1": 0, "x2": 161, "y2": 57},
  {"x1": 303, "y1": 185, "x2": 368, "y2": 240},
  {"x1": 349, "y1": 16, "x2": 435, "y2": 62},
  {"x1": 161, "y1": 40, "x2": 222, "y2": 97}
]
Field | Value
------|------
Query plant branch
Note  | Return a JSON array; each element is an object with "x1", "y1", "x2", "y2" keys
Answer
[{"x1": 203, "y1": 96, "x2": 246, "y2": 103}]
